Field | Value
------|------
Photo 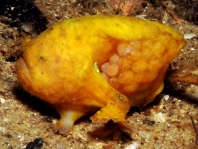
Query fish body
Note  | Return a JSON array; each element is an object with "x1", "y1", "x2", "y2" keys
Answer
[{"x1": 16, "y1": 14, "x2": 185, "y2": 133}]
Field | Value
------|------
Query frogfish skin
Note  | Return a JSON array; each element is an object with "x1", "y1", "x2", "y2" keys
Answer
[{"x1": 15, "y1": 14, "x2": 185, "y2": 133}]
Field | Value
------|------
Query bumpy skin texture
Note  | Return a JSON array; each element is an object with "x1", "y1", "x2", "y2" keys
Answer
[{"x1": 15, "y1": 14, "x2": 185, "y2": 133}]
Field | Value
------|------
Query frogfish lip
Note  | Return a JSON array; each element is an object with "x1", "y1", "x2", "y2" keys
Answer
[{"x1": 15, "y1": 58, "x2": 31, "y2": 87}]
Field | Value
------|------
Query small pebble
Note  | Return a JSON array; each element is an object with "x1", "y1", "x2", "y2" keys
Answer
[
  {"x1": 191, "y1": 48, "x2": 195, "y2": 51},
  {"x1": 184, "y1": 33, "x2": 197, "y2": 39},
  {"x1": 0, "y1": 97, "x2": 6, "y2": 103},
  {"x1": 0, "y1": 127, "x2": 5, "y2": 133},
  {"x1": 125, "y1": 142, "x2": 139, "y2": 149},
  {"x1": 153, "y1": 112, "x2": 166, "y2": 123},
  {"x1": 164, "y1": 95, "x2": 170, "y2": 101}
]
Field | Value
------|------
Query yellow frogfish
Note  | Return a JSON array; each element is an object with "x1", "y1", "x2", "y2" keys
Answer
[{"x1": 15, "y1": 14, "x2": 185, "y2": 133}]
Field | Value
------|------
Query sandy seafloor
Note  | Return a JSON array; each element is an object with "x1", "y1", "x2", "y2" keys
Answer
[{"x1": 0, "y1": 0, "x2": 198, "y2": 149}]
